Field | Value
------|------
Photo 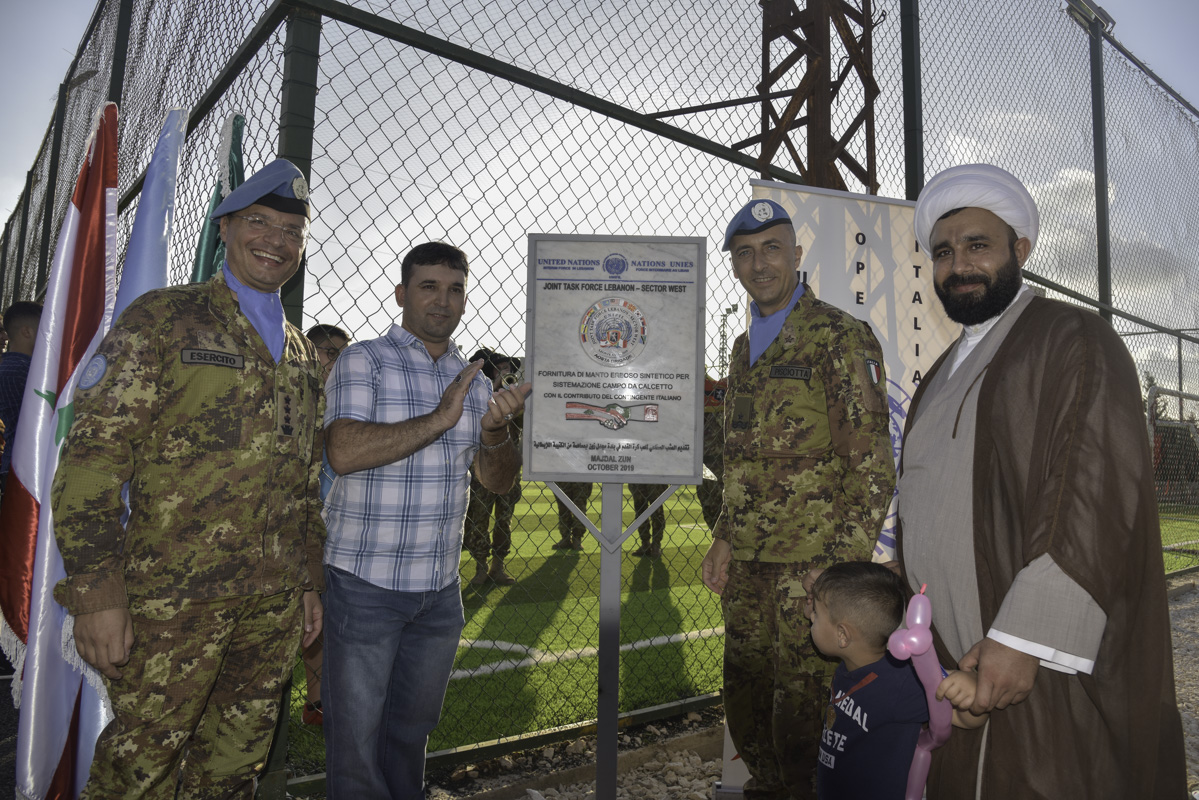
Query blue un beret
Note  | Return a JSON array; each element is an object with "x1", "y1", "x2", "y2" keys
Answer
[
  {"x1": 722, "y1": 199, "x2": 792, "y2": 251},
  {"x1": 210, "y1": 158, "x2": 311, "y2": 220}
]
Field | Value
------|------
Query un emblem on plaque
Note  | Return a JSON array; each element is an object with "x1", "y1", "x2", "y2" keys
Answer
[
  {"x1": 579, "y1": 297, "x2": 648, "y2": 367},
  {"x1": 602, "y1": 253, "x2": 628, "y2": 278}
]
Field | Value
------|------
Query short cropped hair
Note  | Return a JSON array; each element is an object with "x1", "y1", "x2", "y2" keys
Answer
[
  {"x1": 400, "y1": 241, "x2": 469, "y2": 286},
  {"x1": 305, "y1": 323, "x2": 349, "y2": 344},
  {"x1": 810, "y1": 562, "x2": 906, "y2": 650},
  {"x1": 3, "y1": 301, "x2": 42, "y2": 334}
]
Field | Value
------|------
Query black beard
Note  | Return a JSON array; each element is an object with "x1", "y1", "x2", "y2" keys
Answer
[{"x1": 934, "y1": 252, "x2": 1022, "y2": 325}]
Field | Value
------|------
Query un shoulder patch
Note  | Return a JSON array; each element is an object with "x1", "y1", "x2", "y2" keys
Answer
[{"x1": 78, "y1": 354, "x2": 108, "y2": 390}]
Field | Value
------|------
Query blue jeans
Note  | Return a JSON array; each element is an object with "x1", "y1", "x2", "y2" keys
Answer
[{"x1": 322, "y1": 566, "x2": 465, "y2": 799}]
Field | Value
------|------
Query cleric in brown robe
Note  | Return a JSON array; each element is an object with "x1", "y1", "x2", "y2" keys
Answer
[{"x1": 896, "y1": 163, "x2": 1185, "y2": 799}]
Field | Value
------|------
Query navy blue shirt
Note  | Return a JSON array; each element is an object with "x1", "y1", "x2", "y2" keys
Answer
[
  {"x1": 817, "y1": 653, "x2": 929, "y2": 800},
  {"x1": 0, "y1": 352, "x2": 32, "y2": 478}
]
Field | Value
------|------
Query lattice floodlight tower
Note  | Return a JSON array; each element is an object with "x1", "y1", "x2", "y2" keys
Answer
[{"x1": 748, "y1": 0, "x2": 880, "y2": 193}]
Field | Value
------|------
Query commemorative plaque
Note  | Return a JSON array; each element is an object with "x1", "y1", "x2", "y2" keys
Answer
[{"x1": 524, "y1": 234, "x2": 706, "y2": 484}]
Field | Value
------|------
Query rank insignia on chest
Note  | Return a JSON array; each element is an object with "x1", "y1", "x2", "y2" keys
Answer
[
  {"x1": 731, "y1": 396, "x2": 753, "y2": 430},
  {"x1": 280, "y1": 392, "x2": 295, "y2": 437},
  {"x1": 865, "y1": 358, "x2": 881, "y2": 385},
  {"x1": 826, "y1": 703, "x2": 837, "y2": 731}
]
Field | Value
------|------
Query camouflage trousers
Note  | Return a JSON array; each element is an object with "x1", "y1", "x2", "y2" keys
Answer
[
  {"x1": 722, "y1": 560, "x2": 833, "y2": 800},
  {"x1": 628, "y1": 483, "x2": 668, "y2": 545},
  {"x1": 555, "y1": 482, "x2": 593, "y2": 545},
  {"x1": 697, "y1": 477, "x2": 723, "y2": 532},
  {"x1": 82, "y1": 589, "x2": 303, "y2": 800},
  {"x1": 464, "y1": 474, "x2": 522, "y2": 562}
]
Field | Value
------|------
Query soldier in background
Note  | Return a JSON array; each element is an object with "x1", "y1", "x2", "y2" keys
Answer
[
  {"x1": 465, "y1": 348, "x2": 524, "y2": 585},
  {"x1": 629, "y1": 483, "x2": 668, "y2": 557},
  {"x1": 308, "y1": 323, "x2": 349, "y2": 381},
  {"x1": 551, "y1": 481, "x2": 593, "y2": 550},
  {"x1": 700, "y1": 199, "x2": 894, "y2": 799},
  {"x1": 52, "y1": 160, "x2": 325, "y2": 797},
  {"x1": 298, "y1": 322, "x2": 351, "y2": 726},
  {"x1": 697, "y1": 374, "x2": 727, "y2": 532}
]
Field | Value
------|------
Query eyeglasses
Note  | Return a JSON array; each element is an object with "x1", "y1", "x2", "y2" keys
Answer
[
  {"x1": 316, "y1": 345, "x2": 342, "y2": 362},
  {"x1": 231, "y1": 214, "x2": 308, "y2": 246}
]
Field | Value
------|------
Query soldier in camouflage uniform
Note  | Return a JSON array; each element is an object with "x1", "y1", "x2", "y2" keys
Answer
[
  {"x1": 465, "y1": 348, "x2": 524, "y2": 585},
  {"x1": 629, "y1": 483, "x2": 668, "y2": 556},
  {"x1": 551, "y1": 481, "x2": 594, "y2": 550},
  {"x1": 52, "y1": 160, "x2": 325, "y2": 799},
  {"x1": 701, "y1": 199, "x2": 894, "y2": 800},
  {"x1": 697, "y1": 375, "x2": 727, "y2": 531}
]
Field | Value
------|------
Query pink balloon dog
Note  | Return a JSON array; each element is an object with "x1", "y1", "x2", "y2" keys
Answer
[{"x1": 887, "y1": 585, "x2": 952, "y2": 800}]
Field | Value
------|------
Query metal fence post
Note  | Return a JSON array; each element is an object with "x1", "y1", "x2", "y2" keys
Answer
[
  {"x1": 107, "y1": 0, "x2": 134, "y2": 106},
  {"x1": 256, "y1": 13, "x2": 324, "y2": 799},
  {"x1": 278, "y1": 8, "x2": 322, "y2": 329},
  {"x1": 1087, "y1": 16, "x2": 1113, "y2": 323},
  {"x1": 36, "y1": 83, "x2": 72, "y2": 297},
  {"x1": 13, "y1": 171, "x2": 34, "y2": 303},
  {"x1": 0, "y1": 221, "x2": 11, "y2": 308},
  {"x1": 900, "y1": 0, "x2": 924, "y2": 201}
]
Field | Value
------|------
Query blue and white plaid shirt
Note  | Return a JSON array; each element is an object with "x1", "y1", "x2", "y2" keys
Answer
[{"x1": 322, "y1": 324, "x2": 491, "y2": 592}]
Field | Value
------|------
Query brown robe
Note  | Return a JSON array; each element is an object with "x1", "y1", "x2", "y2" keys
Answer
[{"x1": 898, "y1": 295, "x2": 1185, "y2": 799}]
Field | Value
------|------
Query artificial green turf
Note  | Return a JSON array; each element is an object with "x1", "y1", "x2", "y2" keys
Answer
[
  {"x1": 289, "y1": 485, "x2": 1199, "y2": 768},
  {"x1": 287, "y1": 482, "x2": 725, "y2": 767}
]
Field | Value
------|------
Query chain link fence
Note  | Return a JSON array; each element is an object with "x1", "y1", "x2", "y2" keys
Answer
[
  {"x1": 4, "y1": 0, "x2": 1199, "y2": 782},
  {"x1": 1148, "y1": 387, "x2": 1199, "y2": 576}
]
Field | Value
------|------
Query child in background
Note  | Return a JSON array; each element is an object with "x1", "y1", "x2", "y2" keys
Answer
[{"x1": 807, "y1": 562, "x2": 928, "y2": 799}]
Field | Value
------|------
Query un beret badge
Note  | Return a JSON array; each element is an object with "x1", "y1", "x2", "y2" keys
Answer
[{"x1": 292, "y1": 175, "x2": 310, "y2": 201}]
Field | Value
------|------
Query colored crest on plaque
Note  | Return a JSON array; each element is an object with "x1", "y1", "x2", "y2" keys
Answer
[{"x1": 578, "y1": 297, "x2": 648, "y2": 367}]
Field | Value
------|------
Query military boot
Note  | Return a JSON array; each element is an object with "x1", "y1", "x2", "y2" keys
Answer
[
  {"x1": 469, "y1": 559, "x2": 489, "y2": 585},
  {"x1": 489, "y1": 557, "x2": 516, "y2": 585}
]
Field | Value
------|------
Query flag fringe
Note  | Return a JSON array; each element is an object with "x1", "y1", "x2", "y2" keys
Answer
[
  {"x1": 0, "y1": 613, "x2": 26, "y2": 708},
  {"x1": 60, "y1": 609, "x2": 113, "y2": 721}
]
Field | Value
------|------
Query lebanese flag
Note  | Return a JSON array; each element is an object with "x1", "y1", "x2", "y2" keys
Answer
[{"x1": 0, "y1": 103, "x2": 118, "y2": 800}]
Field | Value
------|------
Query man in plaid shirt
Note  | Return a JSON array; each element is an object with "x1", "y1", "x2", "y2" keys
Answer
[{"x1": 321, "y1": 241, "x2": 530, "y2": 799}]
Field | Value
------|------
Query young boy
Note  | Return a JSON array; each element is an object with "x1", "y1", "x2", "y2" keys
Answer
[
  {"x1": 807, "y1": 562, "x2": 929, "y2": 799},
  {"x1": 808, "y1": 563, "x2": 990, "y2": 798}
]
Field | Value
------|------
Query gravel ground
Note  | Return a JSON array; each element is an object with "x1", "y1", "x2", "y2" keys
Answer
[
  {"x1": 1168, "y1": 578, "x2": 1199, "y2": 790},
  {"x1": 423, "y1": 708, "x2": 726, "y2": 800}
]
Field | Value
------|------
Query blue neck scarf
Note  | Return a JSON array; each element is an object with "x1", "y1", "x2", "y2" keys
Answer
[
  {"x1": 748, "y1": 278, "x2": 805, "y2": 365},
  {"x1": 223, "y1": 264, "x2": 285, "y2": 363}
]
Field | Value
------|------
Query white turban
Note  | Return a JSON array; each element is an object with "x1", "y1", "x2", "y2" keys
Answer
[{"x1": 914, "y1": 164, "x2": 1039, "y2": 257}]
